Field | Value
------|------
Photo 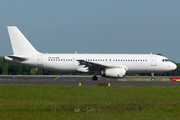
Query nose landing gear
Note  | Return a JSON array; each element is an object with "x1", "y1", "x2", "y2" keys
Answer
[{"x1": 151, "y1": 73, "x2": 155, "y2": 81}]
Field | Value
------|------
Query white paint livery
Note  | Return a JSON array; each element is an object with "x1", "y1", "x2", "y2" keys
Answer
[{"x1": 4, "y1": 26, "x2": 177, "y2": 81}]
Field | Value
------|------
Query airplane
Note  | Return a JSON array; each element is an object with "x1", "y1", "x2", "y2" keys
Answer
[{"x1": 4, "y1": 26, "x2": 177, "y2": 81}]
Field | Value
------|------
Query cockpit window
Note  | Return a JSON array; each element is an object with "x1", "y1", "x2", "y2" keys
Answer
[{"x1": 162, "y1": 59, "x2": 170, "y2": 62}]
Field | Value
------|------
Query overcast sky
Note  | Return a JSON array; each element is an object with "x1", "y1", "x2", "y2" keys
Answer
[{"x1": 0, "y1": 1, "x2": 180, "y2": 62}]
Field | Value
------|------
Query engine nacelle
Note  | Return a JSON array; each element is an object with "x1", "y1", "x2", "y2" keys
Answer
[{"x1": 101, "y1": 68, "x2": 126, "y2": 78}]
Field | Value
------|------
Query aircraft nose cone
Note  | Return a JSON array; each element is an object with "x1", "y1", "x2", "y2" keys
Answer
[
  {"x1": 171, "y1": 63, "x2": 177, "y2": 70},
  {"x1": 174, "y1": 63, "x2": 177, "y2": 70}
]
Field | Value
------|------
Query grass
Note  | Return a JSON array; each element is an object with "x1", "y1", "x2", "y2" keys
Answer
[{"x1": 0, "y1": 85, "x2": 180, "y2": 120}]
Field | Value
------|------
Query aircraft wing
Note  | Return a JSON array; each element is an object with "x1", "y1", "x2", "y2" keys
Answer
[
  {"x1": 77, "y1": 60, "x2": 107, "y2": 71},
  {"x1": 77, "y1": 60, "x2": 128, "y2": 71}
]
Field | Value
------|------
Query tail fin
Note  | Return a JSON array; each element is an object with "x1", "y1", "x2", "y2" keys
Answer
[{"x1": 7, "y1": 26, "x2": 39, "y2": 55}]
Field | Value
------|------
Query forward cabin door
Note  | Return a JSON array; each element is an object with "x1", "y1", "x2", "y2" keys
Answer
[{"x1": 151, "y1": 55, "x2": 157, "y2": 66}]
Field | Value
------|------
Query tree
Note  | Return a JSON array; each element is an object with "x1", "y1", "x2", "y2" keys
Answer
[{"x1": 30, "y1": 68, "x2": 38, "y2": 75}]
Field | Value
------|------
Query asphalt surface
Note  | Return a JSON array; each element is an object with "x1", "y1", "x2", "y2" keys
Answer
[{"x1": 0, "y1": 75, "x2": 180, "y2": 86}]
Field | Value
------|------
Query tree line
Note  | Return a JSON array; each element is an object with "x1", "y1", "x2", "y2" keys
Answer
[
  {"x1": 0, "y1": 57, "x2": 179, "y2": 76},
  {"x1": 0, "y1": 57, "x2": 79, "y2": 75}
]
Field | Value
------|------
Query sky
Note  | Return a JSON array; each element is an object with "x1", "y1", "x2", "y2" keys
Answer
[{"x1": 0, "y1": 0, "x2": 180, "y2": 62}]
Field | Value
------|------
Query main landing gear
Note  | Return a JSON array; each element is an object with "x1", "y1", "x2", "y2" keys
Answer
[
  {"x1": 151, "y1": 72, "x2": 155, "y2": 81},
  {"x1": 92, "y1": 75, "x2": 98, "y2": 81}
]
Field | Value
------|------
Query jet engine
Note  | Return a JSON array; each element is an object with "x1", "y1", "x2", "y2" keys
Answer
[{"x1": 101, "y1": 68, "x2": 126, "y2": 78}]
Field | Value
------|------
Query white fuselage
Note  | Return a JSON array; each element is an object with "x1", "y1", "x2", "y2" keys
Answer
[{"x1": 5, "y1": 53, "x2": 177, "y2": 74}]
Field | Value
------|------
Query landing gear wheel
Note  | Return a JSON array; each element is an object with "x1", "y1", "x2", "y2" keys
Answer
[
  {"x1": 151, "y1": 78, "x2": 155, "y2": 81},
  {"x1": 92, "y1": 76, "x2": 98, "y2": 81}
]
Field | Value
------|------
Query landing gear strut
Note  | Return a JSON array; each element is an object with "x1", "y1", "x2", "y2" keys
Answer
[
  {"x1": 92, "y1": 75, "x2": 98, "y2": 81},
  {"x1": 151, "y1": 72, "x2": 155, "y2": 81}
]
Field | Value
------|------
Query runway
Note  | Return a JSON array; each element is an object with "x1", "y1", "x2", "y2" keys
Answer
[{"x1": 0, "y1": 75, "x2": 180, "y2": 86}]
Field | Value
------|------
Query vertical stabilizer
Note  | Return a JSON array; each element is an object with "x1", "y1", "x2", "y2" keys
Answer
[{"x1": 7, "y1": 26, "x2": 39, "y2": 55}]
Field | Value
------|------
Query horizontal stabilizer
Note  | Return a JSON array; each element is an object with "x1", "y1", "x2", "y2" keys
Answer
[{"x1": 6, "y1": 55, "x2": 27, "y2": 61}]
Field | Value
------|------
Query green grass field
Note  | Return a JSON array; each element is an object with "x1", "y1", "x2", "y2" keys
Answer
[{"x1": 0, "y1": 85, "x2": 180, "y2": 120}]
